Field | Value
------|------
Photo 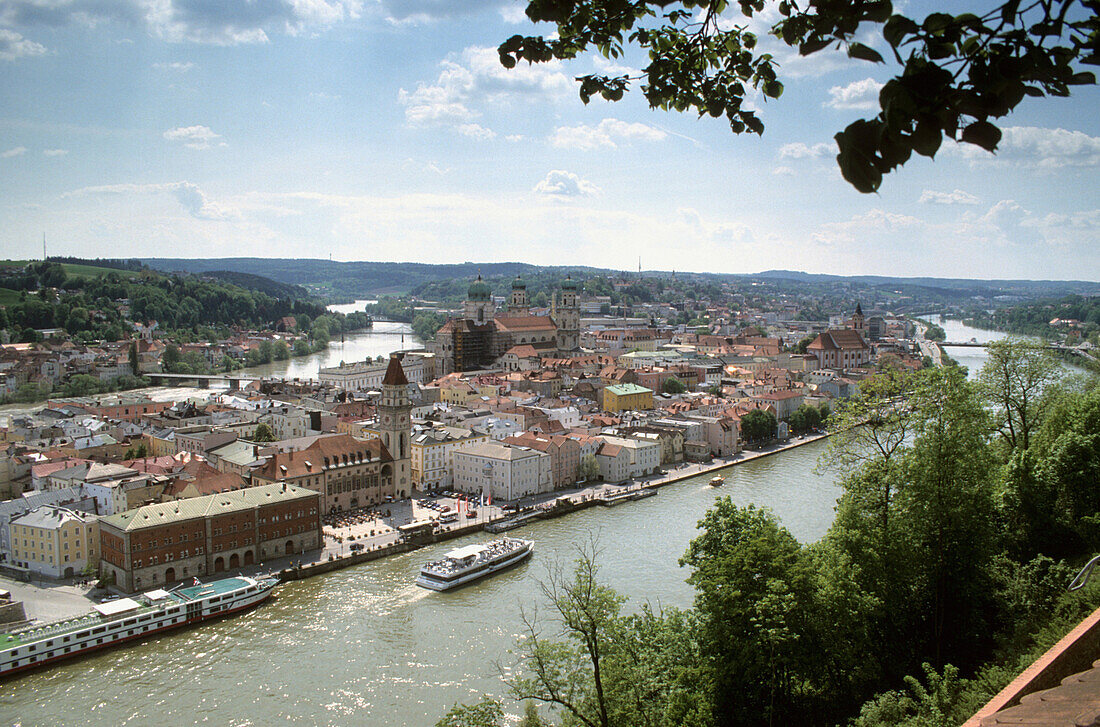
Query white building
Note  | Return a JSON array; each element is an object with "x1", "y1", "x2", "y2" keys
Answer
[
  {"x1": 410, "y1": 425, "x2": 489, "y2": 492},
  {"x1": 452, "y1": 442, "x2": 552, "y2": 501},
  {"x1": 8, "y1": 506, "x2": 99, "y2": 579},
  {"x1": 318, "y1": 355, "x2": 429, "y2": 390},
  {"x1": 597, "y1": 435, "x2": 662, "y2": 478}
]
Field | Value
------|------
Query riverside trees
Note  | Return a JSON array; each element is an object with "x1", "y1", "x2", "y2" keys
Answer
[{"x1": 465, "y1": 351, "x2": 1100, "y2": 726}]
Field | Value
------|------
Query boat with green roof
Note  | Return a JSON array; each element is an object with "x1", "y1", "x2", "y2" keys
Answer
[{"x1": 1, "y1": 575, "x2": 278, "y2": 678}]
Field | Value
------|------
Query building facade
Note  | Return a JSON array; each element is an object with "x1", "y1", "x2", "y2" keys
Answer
[
  {"x1": 9, "y1": 506, "x2": 99, "y2": 579},
  {"x1": 452, "y1": 442, "x2": 552, "y2": 501},
  {"x1": 99, "y1": 483, "x2": 321, "y2": 592}
]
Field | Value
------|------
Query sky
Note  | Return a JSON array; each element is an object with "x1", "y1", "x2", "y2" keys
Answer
[{"x1": 1, "y1": 1, "x2": 1098, "y2": 281}]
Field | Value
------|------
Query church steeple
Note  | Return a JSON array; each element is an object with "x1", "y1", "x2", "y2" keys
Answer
[{"x1": 852, "y1": 302, "x2": 865, "y2": 331}]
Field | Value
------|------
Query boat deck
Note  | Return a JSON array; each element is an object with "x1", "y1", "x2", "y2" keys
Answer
[{"x1": 3, "y1": 577, "x2": 256, "y2": 648}]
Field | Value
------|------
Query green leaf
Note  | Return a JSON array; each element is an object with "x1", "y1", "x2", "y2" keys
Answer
[
  {"x1": 848, "y1": 42, "x2": 884, "y2": 63},
  {"x1": 883, "y1": 15, "x2": 919, "y2": 47},
  {"x1": 911, "y1": 118, "x2": 942, "y2": 158},
  {"x1": 960, "y1": 120, "x2": 1002, "y2": 151},
  {"x1": 762, "y1": 80, "x2": 784, "y2": 98},
  {"x1": 500, "y1": 53, "x2": 516, "y2": 69}
]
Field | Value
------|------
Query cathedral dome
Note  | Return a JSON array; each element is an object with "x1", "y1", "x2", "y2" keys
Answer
[
  {"x1": 561, "y1": 275, "x2": 578, "y2": 291},
  {"x1": 511, "y1": 275, "x2": 526, "y2": 290},
  {"x1": 467, "y1": 275, "x2": 491, "y2": 301}
]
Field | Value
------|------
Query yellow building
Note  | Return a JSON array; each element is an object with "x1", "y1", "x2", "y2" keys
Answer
[
  {"x1": 602, "y1": 383, "x2": 655, "y2": 413},
  {"x1": 10, "y1": 506, "x2": 99, "y2": 579}
]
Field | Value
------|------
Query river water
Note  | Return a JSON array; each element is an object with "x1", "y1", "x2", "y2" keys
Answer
[
  {"x1": 2, "y1": 440, "x2": 838, "y2": 726},
  {"x1": 1, "y1": 316, "x2": 1016, "y2": 724}
]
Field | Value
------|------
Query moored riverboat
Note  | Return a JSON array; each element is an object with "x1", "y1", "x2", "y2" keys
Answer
[
  {"x1": 416, "y1": 538, "x2": 533, "y2": 591},
  {"x1": 709, "y1": 475, "x2": 725, "y2": 487},
  {"x1": 1, "y1": 575, "x2": 278, "y2": 678}
]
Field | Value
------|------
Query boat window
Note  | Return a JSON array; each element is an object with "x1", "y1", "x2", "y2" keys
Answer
[
  {"x1": 77, "y1": 631, "x2": 89, "y2": 638},
  {"x1": 27, "y1": 645, "x2": 35, "y2": 652},
  {"x1": 92, "y1": 627, "x2": 105, "y2": 634}
]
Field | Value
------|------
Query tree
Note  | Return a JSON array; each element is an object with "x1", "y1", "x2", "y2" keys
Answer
[
  {"x1": 128, "y1": 341, "x2": 139, "y2": 376},
  {"x1": 125, "y1": 441, "x2": 150, "y2": 460},
  {"x1": 163, "y1": 344, "x2": 181, "y2": 371},
  {"x1": 500, "y1": 1, "x2": 1098, "y2": 192},
  {"x1": 504, "y1": 543, "x2": 624, "y2": 727},
  {"x1": 253, "y1": 423, "x2": 276, "y2": 442},
  {"x1": 579, "y1": 454, "x2": 600, "y2": 482},
  {"x1": 661, "y1": 376, "x2": 687, "y2": 394},
  {"x1": 63, "y1": 374, "x2": 104, "y2": 398},
  {"x1": 976, "y1": 338, "x2": 1062, "y2": 454},
  {"x1": 680, "y1": 500, "x2": 822, "y2": 725},
  {"x1": 739, "y1": 409, "x2": 776, "y2": 442},
  {"x1": 273, "y1": 340, "x2": 291, "y2": 361},
  {"x1": 435, "y1": 697, "x2": 504, "y2": 727}
]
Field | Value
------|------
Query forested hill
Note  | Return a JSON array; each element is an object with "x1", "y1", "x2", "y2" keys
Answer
[
  {"x1": 142, "y1": 257, "x2": 1100, "y2": 303},
  {"x1": 142, "y1": 258, "x2": 585, "y2": 299}
]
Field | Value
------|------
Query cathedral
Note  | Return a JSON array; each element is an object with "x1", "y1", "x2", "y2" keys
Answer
[{"x1": 431, "y1": 275, "x2": 582, "y2": 374}]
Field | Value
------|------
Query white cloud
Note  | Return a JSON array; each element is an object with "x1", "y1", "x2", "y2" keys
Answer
[
  {"x1": 505, "y1": 134, "x2": 525, "y2": 142},
  {"x1": 950, "y1": 126, "x2": 1100, "y2": 168},
  {"x1": 533, "y1": 170, "x2": 601, "y2": 198},
  {"x1": 813, "y1": 209, "x2": 921, "y2": 247},
  {"x1": 153, "y1": 61, "x2": 195, "y2": 72},
  {"x1": 0, "y1": 28, "x2": 46, "y2": 60},
  {"x1": 919, "y1": 189, "x2": 979, "y2": 205},
  {"x1": 778, "y1": 142, "x2": 833, "y2": 159},
  {"x1": 550, "y1": 118, "x2": 666, "y2": 151},
  {"x1": 772, "y1": 166, "x2": 795, "y2": 176},
  {"x1": 2, "y1": 146, "x2": 27, "y2": 158},
  {"x1": 64, "y1": 181, "x2": 235, "y2": 220},
  {"x1": 399, "y1": 45, "x2": 572, "y2": 134},
  {"x1": 163, "y1": 125, "x2": 224, "y2": 149},
  {"x1": 0, "y1": 0, "x2": 361, "y2": 46},
  {"x1": 824, "y1": 77, "x2": 884, "y2": 110},
  {"x1": 499, "y1": 4, "x2": 528, "y2": 24},
  {"x1": 379, "y1": 0, "x2": 507, "y2": 24},
  {"x1": 43, "y1": 148, "x2": 69, "y2": 156},
  {"x1": 457, "y1": 123, "x2": 496, "y2": 140}
]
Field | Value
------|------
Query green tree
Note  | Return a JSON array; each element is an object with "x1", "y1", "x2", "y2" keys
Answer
[
  {"x1": 518, "y1": 701, "x2": 546, "y2": 727},
  {"x1": 435, "y1": 697, "x2": 504, "y2": 727},
  {"x1": 680, "y1": 500, "x2": 821, "y2": 725},
  {"x1": 63, "y1": 374, "x2": 104, "y2": 397},
  {"x1": 500, "y1": 1, "x2": 1098, "y2": 192},
  {"x1": 253, "y1": 423, "x2": 276, "y2": 442},
  {"x1": 976, "y1": 338, "x2": 1062, "y2": 454},
  {"x1": 273, "y1": 340, "x2": 291, "y2": 360},
  {"x1": 661, "y1": 376, "x2": 687, "y2": 394},
  {"x1": 739, "y1": 409, "x2": 776, "y2": 442},
  {"x1": 163, "y1": 344, "x2": 181, "y2": 371},
  {"x1": 578, "y1": 454, "x2": 600, "y2": 482},
  {"x1": 128, "y1": 341, "x2": 139, "y2": 376},
  {"x1": 124, "y1": 441, "x2": 150, "y2": 460}
]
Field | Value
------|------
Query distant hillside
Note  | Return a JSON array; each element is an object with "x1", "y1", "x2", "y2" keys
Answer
[
  {"x1": 141, "y1": 258, "x2": 616, "y2": 299},
  {"x1": 756, "y1": 270, "x2": 1100, "y2": 298},
  {"x1": 140, "y1": 258, "x2": 1100, "y2": 304},
  {"x1": 198, "y1": 270, "x2": 312, "y2": 300}
]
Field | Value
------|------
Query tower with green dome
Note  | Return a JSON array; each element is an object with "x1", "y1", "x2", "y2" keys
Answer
[
  {"x1": 508, "y1": 275, "x2": 529, "y2": 315},
  {"x1": 552, "y1": 275, "x2": 580, "y2": 350},
  {"x1": 463, "y1": 274, "x2": 493, "y2": 324}
]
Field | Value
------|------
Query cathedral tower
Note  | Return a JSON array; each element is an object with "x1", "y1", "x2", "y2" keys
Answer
[
  {"x1": 464, "y1": 274, "x2": 493, "y2": 325},
  {"x1": 553, "y1": 275, "x2": 580, "y2": 351},
  {"x1": 508, "y1": 275, "x2": 529, "y2": 315},
  {"x1": 378, "y1": 353, "x2": 412, "y2": 499}
]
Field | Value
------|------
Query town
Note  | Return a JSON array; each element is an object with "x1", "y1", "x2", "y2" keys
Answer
[{"x1": 0, "y1": 267, "x2": 930, "y2": 609}]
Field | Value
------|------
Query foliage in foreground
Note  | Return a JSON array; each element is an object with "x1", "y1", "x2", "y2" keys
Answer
[{"x1": 447, "y1": 344, "x2": 1100, "y2": 726}]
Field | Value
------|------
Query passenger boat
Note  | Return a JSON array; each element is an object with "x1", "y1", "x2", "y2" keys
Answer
[
  {"x1": 709, "y1": 475, "x2": 725, "y2": 487},
  {"x1": 416, "y1": 538, "x2": 533, "y2": 591},
  {"x1": 1, "y1": 575, "x2": 278, "y2": 678}
]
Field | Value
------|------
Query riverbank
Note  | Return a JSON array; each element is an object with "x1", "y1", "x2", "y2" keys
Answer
[{"x1": 251, "y1": 432, "x2": 831, "y2": 587}]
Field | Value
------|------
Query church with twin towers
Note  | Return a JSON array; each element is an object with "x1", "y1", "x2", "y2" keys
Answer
[{"x1": 429, "y1": 274, "x2": 582, "y2": 374}]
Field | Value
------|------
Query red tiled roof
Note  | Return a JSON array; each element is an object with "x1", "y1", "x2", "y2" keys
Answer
[{"x1": 493, "y1": 315, "x2": 557, "y2": 332}]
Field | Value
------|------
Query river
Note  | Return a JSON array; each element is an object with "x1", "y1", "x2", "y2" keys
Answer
[
  {"x1": 1, "y1": 440, "x2": 839, "y2": 726},
  {"x1": 934, "y1": 315, "x2": 1009, "y2": 377}
]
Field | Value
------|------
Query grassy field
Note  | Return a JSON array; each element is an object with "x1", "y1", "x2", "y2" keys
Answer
[
  {"x1": 0, "y1": 259, "x2": 131, "y2": 277},
  {"x1": 0, "y1": 287, "x2": 21, "y2": 305}
]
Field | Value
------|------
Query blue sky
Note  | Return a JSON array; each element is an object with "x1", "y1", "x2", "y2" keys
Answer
[{"x1": 1, "y1": 0, "x2": 1098, "y2": 280}]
